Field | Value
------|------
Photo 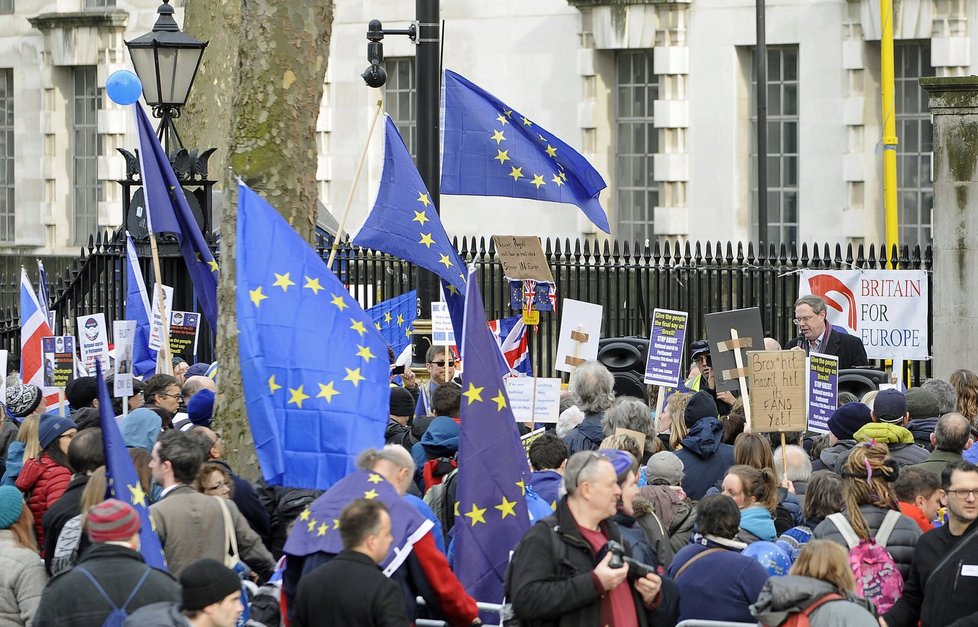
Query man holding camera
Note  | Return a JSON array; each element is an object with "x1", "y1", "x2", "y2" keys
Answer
[{"x1": 505, "y1": 451, "x2": 679, "y2": 626}]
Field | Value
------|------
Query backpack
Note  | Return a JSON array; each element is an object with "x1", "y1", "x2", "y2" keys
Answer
[
  {"x1": 778, "y1": 592, "x2": 844, "y2": 627},
  {"x1": 826, "y1": 510, "x2": 904, "y2": 614},
  {"x1": 423, "y1": 466, "x2": 459, "y2": 545},
  {"x1": 75, "y1": 565, "x2": 152, "y2": 627}
]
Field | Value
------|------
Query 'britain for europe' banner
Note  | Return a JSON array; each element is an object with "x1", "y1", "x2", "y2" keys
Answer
[{"x1": 798, "y1": 269, "x2": 928, "y2": 360}]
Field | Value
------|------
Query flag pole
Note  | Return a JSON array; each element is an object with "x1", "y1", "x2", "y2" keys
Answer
[
  {"x1": 148, "y1": 236, "x2": 173, "y2": 375},
  {"x1": 327, "y1": 99, "x2": 384, "y2": 269}
]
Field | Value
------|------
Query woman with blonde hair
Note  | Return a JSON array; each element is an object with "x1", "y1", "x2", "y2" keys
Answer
[
  {"x1": 751, "y1": 539, "x2": 877, "y2": 626},
  {"x1": 0, "y1": 383, "x2": 44, "y2": 487},
  {"x1": 666, "y1": 392, "x2": 691, "y2": 451},
  {"x1": 951, "y1": 368, "x2": 978, "y2": 422}
]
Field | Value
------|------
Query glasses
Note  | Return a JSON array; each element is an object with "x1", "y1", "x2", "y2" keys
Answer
[
  {"x1": 428, "y1": 360, "x2": 456, "y2": 368},
  {"x1": 792, "y1": 314, "x2": 822, "y2": 325},
  {"x1": 947, "y1": 489, "x2": 978, "y2": 499},
  {"x1": 204, "y1": 480, "x2": 230, "y2": 493},
  {"x1": 159, "y1": 392, "x2": 184, "y2": 400}
]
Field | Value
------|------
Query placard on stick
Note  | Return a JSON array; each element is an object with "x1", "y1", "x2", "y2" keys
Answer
[
  {"x1": 748, "y1": 350, "x2": 807, "y2": 433},
  {"x1": 704, "y1": 307, "x2": 765, "y2": 393},
  {"x1": 555, "y1": 299, "x2": 602, "y2": 373},
  {"x1": 492, "y1": 236, "x2": 555, "y2": 283},
  {"x1": 644, "y1": 308, "x2": 688, "y2": 386},
  {"x1": 807, "y1": 354, "x2": 838, "y2": 434}
]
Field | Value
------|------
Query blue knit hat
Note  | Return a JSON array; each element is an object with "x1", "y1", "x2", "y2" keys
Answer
[
  {"x1": 0, "y1": 486, "x2": 23, "y2": 529},
  {"x1": 187, "y1": 389, "x2": 215, "y2": 427},
  {"x1": 37, "y1": 413, "x2": 77, "y2": 451},
  {"x1": 827, "y1": 402, "x2": 872, "y2": 440}
]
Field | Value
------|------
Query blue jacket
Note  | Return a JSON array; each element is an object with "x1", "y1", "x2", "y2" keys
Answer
[
  {"x1": 740, "y1": 506, "x2": 777, "y2": 541},
  {"x1": 411, "y1": 416, "x2": 460, "y2": 488},
  {"x1": 562, "y1": 413, "x2": 605, "y2": 455},
  {"x1": 528, "y1": 470, "x2": 562, "y2": 509},
  {"x1": 674, "y1": 418, "x2": 734, "y2": 500},
  {"x1": 0, "y1": 441, "x2": 24, "y2": 486},
  {"x1": 666, "y1": 540, "x2": 769, "y2": 624}
]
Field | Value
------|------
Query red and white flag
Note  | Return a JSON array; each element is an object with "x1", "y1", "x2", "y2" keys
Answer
[{"x1": 20, "y1": 268, "x2": 61, "y2": 409}]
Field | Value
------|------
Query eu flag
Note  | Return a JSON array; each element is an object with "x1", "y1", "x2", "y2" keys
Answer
[
  {"x1": 134, "y1": 104, "x2": 218, "y2": 332},
  {"x1": 441, "y1": 69, "x2": 610, "y2": 234},
  {"x1": 124, "y1": 233, "x2": 157, "y2": 378},
  {"x1": 453, "y1": 266, "x2": 531, "y2": 604},
  {"x1": 352, "y1": 116, "x2": 467, "y2": 294},
  {"x1": 236, "y1": 182, "x2": 390, "y2": 490},
  {"x1": 366, "y1": 290, "x2": 416, "y2": 358},
  {"x1": 94, "y1": 363, "x2": 167, "y2": 570}
]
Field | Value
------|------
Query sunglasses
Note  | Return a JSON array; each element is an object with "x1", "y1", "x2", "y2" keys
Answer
[{"x1": 428, "y1": 360, "x2": 455, "y2": 368}]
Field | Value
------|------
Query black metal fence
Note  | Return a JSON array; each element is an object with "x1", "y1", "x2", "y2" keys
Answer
[{"x1": 0, "y1": 233, "x2": 933, "y2": 384}]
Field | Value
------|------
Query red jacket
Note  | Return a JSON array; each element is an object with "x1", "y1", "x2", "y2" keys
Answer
[
  {"x1": 16, "y1": 454, "x2": 72, "y2": 553},
  {"x1": 898, "y1": 501, "x2": 934, "y2": 532}
]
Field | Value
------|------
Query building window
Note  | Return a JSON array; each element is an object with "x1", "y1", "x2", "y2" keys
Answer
[
  {"x1": 385, "y1": 57, "x2": 416, "y2": 158},
  {"x1": 73, "y1": 67, "x2": 100, "y2": 245},
  {"x1": 85, "y1": 0, "x2": 116, "y2": 8},
  {"x1": 750, "y1": 46, "x2": 799, "y2": 245},
  {"x1": 615, "y1": 50, "x2": 658, "y2": 244},
  {"x1": 0, "y1": 69, "x2": 12, "y2": 242},
  {"x1": 0, "y1": 1, "x2": 13, "y2": 15},
  {"x1": 895, "y1": 41, "x2": 934, "y2": 247}
]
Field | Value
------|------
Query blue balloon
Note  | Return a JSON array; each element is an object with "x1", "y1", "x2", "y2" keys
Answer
[
  {"x1": 742, "y1": 540, "x2": 791, "y2": 577},
  {"x1": 106, "y1": 70, "x2": 143, "y2": 105}
]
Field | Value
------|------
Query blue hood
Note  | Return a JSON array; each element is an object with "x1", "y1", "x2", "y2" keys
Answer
[
  {"x1": 120, "y1": 407, "x2": 162, "y2": 451},
  {"x1": 420, "y1": 416, "x2": 460, "y2": 458},
  {"x1": 680, "y1": 417, "x2": 725, "y2": 458},
  {"x1": 740, "y1": 505, "x2": 777, "y2": 541}
]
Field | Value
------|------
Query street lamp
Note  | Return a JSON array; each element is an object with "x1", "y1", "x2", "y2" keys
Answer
[{"x1": 125, "y1": 0, "x2": 207, "y2": 153}]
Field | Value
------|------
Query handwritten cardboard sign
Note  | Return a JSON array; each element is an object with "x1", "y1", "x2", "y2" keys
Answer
[
  {"x1": 492, "y1": 236, "x2": 555, "y2": 283},
  {"x1": 748, "y1": 350, "x2": 807, "y2": 433}
]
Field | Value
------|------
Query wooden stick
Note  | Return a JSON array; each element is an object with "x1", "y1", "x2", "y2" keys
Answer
[
  {"x1": 654, "y1": 385, "x2": 666, "y2": 423},
  {"x1": 731, "y1": 328, "x2": 752, "y2": 431},
  {"x1": 780, "y1": 431, "x2": 789, "y2": 484},
  {"x1": 148, "y1": 235, "x2": 172, "y2": 375},
  {"x1": 58, "y1": 388, "x2": 66, "y2": 418},
  {"x1": 327, "y1": 99, "x2": 385, "y2": 269}
]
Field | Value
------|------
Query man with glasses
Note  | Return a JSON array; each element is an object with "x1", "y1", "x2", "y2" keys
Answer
[
  {"x1": 143, "y1": 373, "x2": 183, "y2": 429},
  {"x1": 884, "y1": 461, "x2": 978, "y2": 627},
  {"x1": 784, "y1": 295, "x2": 868, "y2": 369},
  {"x1": 412, "y1": 347, "x2": 460, "y2": 417},
  {"x1": 506, "y1": 451, "x2": 679, "y2": 626}
]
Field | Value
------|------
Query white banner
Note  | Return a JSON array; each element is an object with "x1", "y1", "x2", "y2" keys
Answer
[
  {"x1": 799, "y1": 269, "x2": 928, "y2": 360},
  {"x1": 76, "y1": 313, "x2": 110, "y2": 372},
  {"x1": 113, "y1": 320, "x2": 136, "y2": 398},
  {"x1": 149, "y1": 285, "x2": 174, "y2": 352}
]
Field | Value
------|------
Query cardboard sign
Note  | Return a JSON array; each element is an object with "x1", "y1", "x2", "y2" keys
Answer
[
  {"x1": 76, "y1": 313, "x2": 110, "y2": 372},
  {"x1": 644, "y1": 309, "x2": 688, "y2": 386},
  {"x1": 705, "y1": 307, "x2": 766, "y2": 392},
  {"x1": 748, "y1": 350, "x2": 807, "y2": 432},
  {"x1": 555, "y1": 299, "x2": 602, "y2": 373},
  {"x1": 113, "y1": 320, "x2": 136, "y2": 398},
  {"x1": 505, "y1": 377, "x2": 562, "y2": 423},
  {"x1": 149, "y1": 285, "x2": 174, "y2": 351},
  {"x1": 42, "y1": 336, "x2": 75, "y2": 388},
  {"x1": 807, "y1": 353, "x2": 839, "y2": 434},
  {"x1": 492, "y1": 236, "x2": 555, "y2": 282},
  {"x1": 168, "y1": 311, "x2": 201, "y2": 361},
  {"x1": 431, "y1": 302, "x2": 455, "y2": 345}
]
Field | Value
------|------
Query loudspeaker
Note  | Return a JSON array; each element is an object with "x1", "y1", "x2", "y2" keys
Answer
[
  {"x1": 597, "y1": 337, "x2": 649, "y2": 374},
  {"x1": 838, "y1": 369, "x2": 888, "y2": 398}
]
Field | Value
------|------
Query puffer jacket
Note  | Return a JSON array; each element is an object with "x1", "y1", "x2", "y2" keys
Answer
[
  {"x1": 0, "y1": 529, "x2": 47, "y2": 626},
  {"x1": 835, "y1": 423, "x2": 930, "y2": 469},
  {"x1": 673, "y1": 418, "x2": 734, "y2": 500},
  {"x1": 751, "y1": 574, "x2": 878, "y2": 627},
  {"x1": 15, "y1": 454, "x2": 71, "y2": 553},
  {"x1": 812, "y1": 504, "x2": 922, "y2": 580}
]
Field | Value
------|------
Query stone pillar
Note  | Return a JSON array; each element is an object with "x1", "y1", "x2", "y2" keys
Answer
[{"x1": 920, "y1": 77, "x2": 978, "y2": 378}]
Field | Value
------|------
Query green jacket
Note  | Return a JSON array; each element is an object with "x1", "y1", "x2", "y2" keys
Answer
[
  {"x1": 911, "y1": 449, "x2": 963, "y2": 479},
  {"x1": 854, "y1": 422, "x2": 915, "y2": 444}
]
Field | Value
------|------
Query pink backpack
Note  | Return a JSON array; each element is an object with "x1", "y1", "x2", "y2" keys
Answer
[{"x1": 826, "y1": 510, "x2": 904, "y2": 614}]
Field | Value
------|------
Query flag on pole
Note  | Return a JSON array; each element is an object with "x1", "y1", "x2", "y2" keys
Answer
[
  {"x1": 134, "y1": 104, "x2": 218, "y2": 332},
  {"x1": 124, "y1": 233, "x2": 157, "y2": 378},
  {"x1": 366, "y1": 290, "x2": 416, "y2": 358},
  {"x1": 488, "y1": 315, "x2": 532, "y2": 377},
  {"x1": 441, "y1": 69, "x2": 610, "y2": 233},
  {"x1": 35, "y1": 260, "x2": 53, "y2": 330},
  {"x1": 236, "y1": 181, "x2": 390, "y2": 489},
  {"x1": 19, "y1": 269, "x2": 60, "y2": 409},
  {"x1": 453, "y1": 265, "x2": 531, "y2": 604}
]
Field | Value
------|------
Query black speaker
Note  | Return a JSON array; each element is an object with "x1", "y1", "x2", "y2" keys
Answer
[
  {"x1": 597, "y1": 337, "x2": 649, "y2": 374},
  {"x1": 838, "y1": 369, "x2": 888, "y2": 398}
]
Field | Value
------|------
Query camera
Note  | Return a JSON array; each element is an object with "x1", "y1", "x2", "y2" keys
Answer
[
  {"x1": 391, "y1": 364, "x2": 406, "y2": 375},
  {"x1": 606, "y1": 541, "x2": 657, "y2": 581},
  {"x1": 362, "y1": 62, "x2": 387, "y2": 88}
]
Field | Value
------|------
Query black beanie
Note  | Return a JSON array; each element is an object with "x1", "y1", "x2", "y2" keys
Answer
[
  {"x1": 684, "y1": 391, "x2": 719, "y2": 428},
  {"x1": 179, "y1": 559, "x2": 241, "y2": 611},
  {"x1": 390, "y1": 386, "x2": 416, "y2": 417}
]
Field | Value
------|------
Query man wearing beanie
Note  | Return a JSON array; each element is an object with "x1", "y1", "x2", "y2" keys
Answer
[
  {"x1": 293, "y1": 499, "x2": 408, "y2": 626},
  {"x1": 33, "y1": 499, "x2": 179, "y2": 626},
  {"x1": 904, "y1": 387, "x2": 942, "y2": 450},
  {"x1": 386, "y1": 386, "x2": 416, "y2": 451},
  {"x1": 673, "y1": 391, "x2": 734, "y2": 500},
  {"x1": 838, "y1": 389, "x2": 930, "y2": 470},
  {"x1": 124, "y1": 559, "x2": 244, "y2": 627},
  {"x1": 812, "y1": 402, "x2": 872, "y2": 472}
]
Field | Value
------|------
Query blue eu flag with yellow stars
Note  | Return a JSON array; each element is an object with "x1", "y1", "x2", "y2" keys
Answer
[
  {"x1": 453, "y1": 265, "x2": 531, "y2": 604},
  {"x1": 366, "y1": 290, "x2": 416, "y2": 357},
  {"x1": 236, "y1": 182, "x2": 390, "y2": 490},
  {"x1": 94, "y1": 363, "x2": 167, "y2": 570},
  {"x1": 441, "y1": 69, "x2": 610, "y2": 234},
  {"x1": 352, "y1": 116, "x2": 467, "y2": 295},
  {"x1": 134, "y1": 104, "x2": 218, "y2": 332}
]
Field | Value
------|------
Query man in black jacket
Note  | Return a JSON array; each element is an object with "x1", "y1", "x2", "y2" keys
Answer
[
  {"x1": 293, "y1": 498, "x2": 409, "y2": 627},
  {"x1": 884, "y1": 461, "x2": 978, "y2": 627},
  {"x1": 506, "y1": 451, "x2": 679, "y2": 626},
  {"x1": 784, "y1": 294, "x2": 869, "y2": 369}
]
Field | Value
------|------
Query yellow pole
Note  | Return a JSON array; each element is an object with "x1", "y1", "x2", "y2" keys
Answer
[{"x1": 880, "y1": 0, "x2": 899, "y2": 265}]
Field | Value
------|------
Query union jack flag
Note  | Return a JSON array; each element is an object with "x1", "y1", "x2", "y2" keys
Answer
[
  {"x1": 488, "y1": 315, "x2": 532, "y2": 378},
  {"x1": 20, "y1": 268, "x2": 61, "y2": 409}
]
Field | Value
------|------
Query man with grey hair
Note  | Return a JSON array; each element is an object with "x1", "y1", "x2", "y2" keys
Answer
[
  {"x1": 506, "y1": 451, "x2": 679, "y2": 625},
  {"x1": 920, "y1": 377, "x2": 958, "y2": 416},
  {"x1": 563, "y1": 362, "x2": 616, "y2": 455},
  {"x1": 772, "y1": 444, "x2": 813, "y2": 503},
  {"x1": 784, "y1": 294, "x2": 868, "y2": 369},
  {"x1": 912, "y1": 412, "x2": 973, "y2": 478}
]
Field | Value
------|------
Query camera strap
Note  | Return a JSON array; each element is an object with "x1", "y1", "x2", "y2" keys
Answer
[{"x1": 673, "y1": 548, "x2": 723, "y2": 579}]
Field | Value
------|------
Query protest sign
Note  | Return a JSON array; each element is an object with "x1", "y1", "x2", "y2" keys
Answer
[
  {"x1": 431, "y1": 302, "x2": 455, "y2": 346},
  {"x1": 644, "y1": 309, "x2": 688, "y2": 386},
  {"x1": 505, "y1": 377, "x2": 561, "y2": 423},
  {"x1": 492, "y1": 236, "x2": 555, "y2": 283},
  {"x1": 520, "y1": 427, "x2": 546, "y2": 458},
  {"x1": 76, "y1": 313, "x2": 109, "y2": 372},
  {"x1": 113, "y1": 320, "x2": 136, "y2": 398},
  {"x1": 41, "y1": 336, "x2": 75, "y2": 388},
  {"x1": 555, "y1": 299, "x2": 602, "y2": 373},
  {"x1": 748, "y1": 350, "x2": 807, "y2": 432},
  {"x1": 168, "y1": 311, "x2": 200, "y2": 362},
  {"x1": 798, "y1": 269, "x2": 928, "y2": 360},
  {"x1": 807, "y1": 353, "x2": 838, "y2": 434},
  {"x1": 705, "y1": 308, "x2": 765, "y2": 393},
  {"x1": 0, "y1": 350, "x2": 6, "y2": 402},
  {"x1": 149, "y1": 285, "x2": 174, "y2": 351}
]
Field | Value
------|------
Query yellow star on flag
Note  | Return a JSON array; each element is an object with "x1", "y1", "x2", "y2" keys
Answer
[
  {"x1": 208, "y1": 259, "x2": 219, "y2": 272},
  {"x1": 363, "y1": 489, "x2": 379, "y2": 500},
  {"x1": 367, "y1": 473, "x2": 384, "y2": 484},
  {"x1": 375, "y1": 322, "x2": 382, "y2": 331},
  {"x1": 496, "y1": 113, "x2": 509, "y2": 125},
  {"x1": 530, "y1": 174, "x2": 546, "y2": 189},
  {"x1": 465, "y1": 503, "x2": 487, "y2": 526},
  {"x1": 454, "y1": 501, "x2": 460, "y2": 517},
  {"x1": 494, "y1": 149, "x2": 510, "y2": 165},
  {"x1": 288, "y1": 385, "x2": 310, "y2": 408},
  {"x1": 522, "y1": 116, "x2": 533, "y2": 126},
  {"x1": 330, "y1": 294, "x2": 349, "y2": 311},
  {"x1": 503, "y1": 109, "x2": 513, "y2": 118},
  {"x1": 559, "y1": 171, "x2": 567, "y2": 181},
  {"x1": 384, "y1": 312, "x2": 392, "y2": 323},
  {"x1": 344, "y1": 367, "x2": 366, "y2": 387},
  {"x1": 551, "y1": 174, "x2": 565, "y2": 187},
  {"x1": 417, "y1": 192, "x2": 430, "y2": 207},
  {"x1": 299, "y1": 509, "x2": 311, "y2": 521},
  {"x1": 128, "y1": 482, "x2": 147, "y2": 507},
  {"x1": 490, "y1": 129, "x2": 506, "y2": 144},
  {"x1": 463, "y1": 382, "x2": 484, "y2": 405},
  {"x1": 350, "y1": 319, "x2": 367, "y2": 337},
  {"x1": 419, "y1": 233, "x2": 435, "y2": 248},
  {"x1": 249, "y1": 286, "x2": 268, "y2": 307},
  {"x1": 491, "y1": 390, "x2": 507, "y2": 411},
  {"x1": 316, "y1": 381, "x2": 339, "y2": 402},
  {"x1": 509, "y1": 166, "x2": 524, "y2": 182},
  {"x1": 516, "y1": 480, "x2": 526, "y2": 496},
  {"x1": 405, "y1": 327, "x2": 412, "y2": 338},
  {"x1": 545, "y1": 144, "x2": 558, "y2": 158},
  {"x1": 268, "y1": 375, "x2": 282, "y2": 393},
  {"x1": 356, "y1": 345, "x2": 376, "y2": 362},
  {"x1": 304, "y1": 276, "x2": 324, "y2": 294},
  {"x1": 272, "y1": 272, "x2": 296, "y2": 292},
  {"x1": 333, "y1": 518, "x2": 340, "y2": 529},
  {"x1": 317, "y1": 523, "x2": 328, "y2": 536},
  {"x1": 446, "y1": 284, "x2": 459, "y2": 296},
  {"x1": 413, "y1": 210, "x2": 430, "y2": 226},
  {"x1": 396, "y1": 314, "x2": 405, "y2": 326},
  {"x1": 307, "y1": 519, "x2": 317, "y2": 532},
  {"x1": 495, "y1": 496, "x2": 518, "y2": 519},
  {"x1": 438, "y1": 254, "x2": 453, "y2": 269}
]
